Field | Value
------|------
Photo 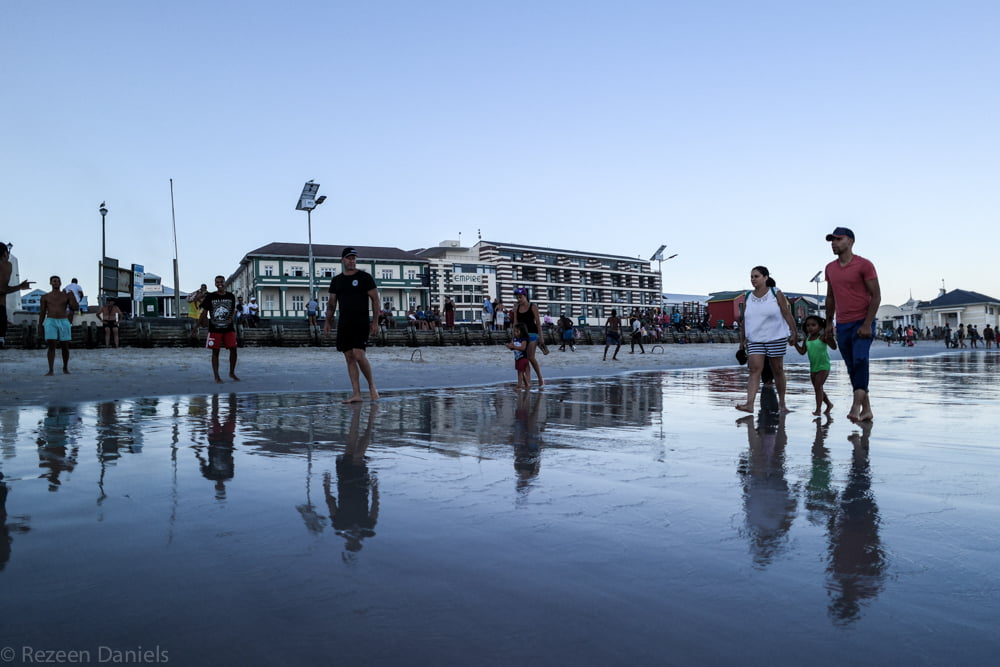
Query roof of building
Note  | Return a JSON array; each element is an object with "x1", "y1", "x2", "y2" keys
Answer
[
  {"x1": 245, "y1": 242, "x2": 426, "y2": 262},
  {"x1": 922, "y1": 289, "x2": 1000, "y2": 308},
  {"x1": 706, "y1": 291, "x2": 746, "y2": 303},
  {"x1": 480, "y1": 240, "x2": 651, "y2": 264}
]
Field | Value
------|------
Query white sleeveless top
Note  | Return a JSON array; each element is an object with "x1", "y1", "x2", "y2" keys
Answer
[{"x1": 744, "y1": 288, "x2": 789, "y2": 343}]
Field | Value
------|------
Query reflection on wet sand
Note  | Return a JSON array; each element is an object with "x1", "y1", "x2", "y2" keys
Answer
[
  {"x1": 324, "y1": 404, "x2": 379, "y2": 559},
  {"x1": 736, "y1": 387, "x2": 888, "y2": 621},
  {"x1": 0, "y1": 360, "x2": 996, "y2": 664},
  {"x1": 36, "y1": 406, "x2": 81, "y2": 491},
  {"x1": 194, "y1": 394, "x2": 238, "y2": 500},
  {"x1": 826, "y1": 421, "x2": 887, "y2": 625},
  {"x1": 737, "y1": 386, "x2": 795, "y2": 568},
  {"x1": 512, "y1": 391, "x2": 544, "y2": 497}
]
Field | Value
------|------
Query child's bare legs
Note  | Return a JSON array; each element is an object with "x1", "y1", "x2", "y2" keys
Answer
[
  {"x1": 811, "y1": 370, "x2": 832, "y2": 415},
  {"x1": 518, "y1": 368, "x2": 531, "y2": 389}
]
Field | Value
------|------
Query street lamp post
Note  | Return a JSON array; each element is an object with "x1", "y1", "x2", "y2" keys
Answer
[
  {"x1": 99, "y1": 202, "x2": 108, "y2": 305},
  {"x1": 296, "y1": 181, "x2": 327, "y2": 308},
  {"x1": 649, "y1": 245, "x2": 678, "y2": 309}
]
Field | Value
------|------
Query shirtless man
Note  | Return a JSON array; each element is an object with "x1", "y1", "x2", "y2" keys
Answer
[
  {"x1": 39, "y1": 276, "x2": 78, "y2": 375},
  {"x1": 97, "y1": 300, "x2": 124, "y2": 348},
  {"x1": 0, "y1": 243, "x2": 33, "y2": 348}
]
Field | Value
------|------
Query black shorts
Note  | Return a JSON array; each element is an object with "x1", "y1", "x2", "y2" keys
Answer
[
  {"x1": 103, "y1": 321, "x2": 118, "y2": 329},
  {"x1": 337, "y1": 315, "x2": 370, "y2": 352}
]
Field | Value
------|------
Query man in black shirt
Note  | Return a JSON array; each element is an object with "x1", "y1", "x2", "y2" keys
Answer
[
  {"x1": 199, "y1": 275, "x2": 240, "y2": 383},
  {"x1": 323, "y1": 247, "x2": 380, "y2": 403}
]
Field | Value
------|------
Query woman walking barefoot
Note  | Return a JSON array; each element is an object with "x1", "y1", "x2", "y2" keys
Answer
[{"x1": 736, "y1": 266, "x2": 798, "y2": 414}]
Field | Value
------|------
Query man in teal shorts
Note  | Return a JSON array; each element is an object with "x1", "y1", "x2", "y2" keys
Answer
[{"x1": 39, "y1": 276, "x2": 78, "y2": 375}]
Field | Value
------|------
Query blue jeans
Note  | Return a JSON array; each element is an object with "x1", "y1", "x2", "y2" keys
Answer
[{"x1": 836, "y1": 320, "x2": 876, "y2": 392}]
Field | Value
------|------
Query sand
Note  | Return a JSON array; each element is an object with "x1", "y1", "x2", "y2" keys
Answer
[{"x1": 0, "y1": 340, "x2": 953, "y2": 408}]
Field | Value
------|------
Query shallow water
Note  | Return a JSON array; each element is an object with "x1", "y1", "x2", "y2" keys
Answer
[{"x1": 1, "y1": 354, "x2": 998, "y2": 665}]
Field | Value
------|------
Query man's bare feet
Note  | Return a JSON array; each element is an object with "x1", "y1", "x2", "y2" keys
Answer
[
  {"x1": 44, "y1": 371, "x2": 54, "y2": 376},
  {"x1": 214, "y1": 377, "x2": 224, "y2": 384},
  {"x1": 369, "y1": 390, "x2": 380, "y2": 401},
  {"x1": 230, "y1": 373, "x2": 241, "y2": 382},
  {"x1": 735, "y1": 403, "x2": 753, "y2": 413},
  {"x1": 780, "y1": 405, "x2": 792, "y2": 414},
  {"x1": 857, "y1": 410, "x2": 874, "y2": 422},
  {"x1": 342, "y1": 394, "x2": 363, "y2": 404},
  {"x1": 824, "y1": 404, "x2": 833, "y2": 415},
  {"x1": 812, "y1": 409, "x2": 822, "y2": 416}
]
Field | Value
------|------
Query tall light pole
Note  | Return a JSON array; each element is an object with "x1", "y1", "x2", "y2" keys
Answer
[
  {"x1": 296, "y1": 181, "x2": 327, "y2": 304},
  {"x1": 99, "y1": 202, "x2": 108, "y2": 305},
  {"x1": 649, "y1": 245, "x2": 678, "y2": 309}
]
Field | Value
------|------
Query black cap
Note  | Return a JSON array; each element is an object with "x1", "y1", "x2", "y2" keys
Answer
[
  {"x1": 825, "y1": 227, "x2": 855, "y2": 241},
  {"x1": 341, "y1": 247, "x2": 358, "y2": 258}
]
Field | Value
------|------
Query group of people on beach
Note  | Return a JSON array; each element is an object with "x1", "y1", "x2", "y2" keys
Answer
[
  {"x1": 736, "y1": 227, "x2": 880, "y2": 424},
  {"x1": 191, "y1": 247, "x2": 382, "y2": 404}
]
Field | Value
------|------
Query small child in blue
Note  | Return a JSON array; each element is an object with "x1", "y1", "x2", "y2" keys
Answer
[
  {"x1": 793, "y1": 315, "x2": 837, "y2": 416},
  {"x1": 506, "y1": 323, "x2": 531, "y2": 389}
]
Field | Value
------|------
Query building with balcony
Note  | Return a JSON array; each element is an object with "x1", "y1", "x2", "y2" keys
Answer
[
  {"x1": 227, "y1": 243, "x2": 429, "y2": 318},
  {"x1": 478, "y1": 240, "x2": 661, "y2": 323},
  {"x1": 415, "y1": 240, "x2": 661, "y2": 324}
]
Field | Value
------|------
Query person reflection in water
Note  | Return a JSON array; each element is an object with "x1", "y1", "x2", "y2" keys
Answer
[
  {"x1": 324, "y1": 404, "x2": 379, "y2": 557},
  {"x1": 36, "y1": 406, "x2": 81, "y2": 491},
  {"x1": 512, "y1": 391, "x2": 544, "y2": 497},
  {"x1": 736, "y1": 385, "x2": 796, "y2": 568},
  {"x1": 827, "y1": 421, "x2": 887, "y2": 625},
  {"x1": 1, "y1": 473, "x2": 32, "y2": 571},
  {"x1": 804, "y1": 416, "x2": 838, "y2": 527},
  {"x1": 195, "y1": 394, "x2": 237, "y2": 501}
]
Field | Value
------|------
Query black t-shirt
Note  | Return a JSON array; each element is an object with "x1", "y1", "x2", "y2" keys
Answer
[
  {"x1": 329, "y1": 271, "x2": 377, "y2": 316},
  {"x1": 200, "y1": 292, "x2": 237, "y2": 333}
]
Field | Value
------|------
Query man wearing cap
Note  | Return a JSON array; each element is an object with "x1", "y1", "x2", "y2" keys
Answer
[
  {"x1": 824, "y1": 227, "x2": 880, "y2": 423},
  {"x1": 324, "y1": 247, "x2": 380, "y2": 403}
]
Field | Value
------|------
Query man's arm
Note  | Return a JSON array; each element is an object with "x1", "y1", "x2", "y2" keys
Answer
[
  {"x1": 368, "y1": 288, "x2": 380, "y2": 335},
  {"x1": 323, "y1": 293, "x2": 338, "y2": 334},
  {"x1": 777, "y1": 291, "x2": 798, "y2": 343},
  {"x1": 38, "y1": 294, "x2": 48, "y2": 330},
  {"x1": 824, "y1": 282, "x2": 836, "y2": 337},
  {"x1": 0, "y1": 266, "x2": 30, "y2": 296},
  {"x1": 859, "y1": 276, "x2": 881, "y2": 338}
]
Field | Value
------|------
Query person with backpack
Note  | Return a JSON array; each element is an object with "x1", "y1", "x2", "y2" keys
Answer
[{"x1": 736, "y1": 265, "x2": 798, "y2": 415}]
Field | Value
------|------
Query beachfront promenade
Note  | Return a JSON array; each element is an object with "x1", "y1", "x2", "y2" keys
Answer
[{"x1": 0, "y1": 317, "x2": 741, "y2": 350}]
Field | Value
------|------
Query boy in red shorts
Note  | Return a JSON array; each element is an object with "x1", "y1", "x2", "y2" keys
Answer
[{"x1": 199, "y1": 275, "x2": 240, "y2": 383}]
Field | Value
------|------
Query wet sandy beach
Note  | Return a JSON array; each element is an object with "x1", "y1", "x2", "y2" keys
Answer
[{"x1": 1, "y1": 346, "x2": 997, "y2": 665}]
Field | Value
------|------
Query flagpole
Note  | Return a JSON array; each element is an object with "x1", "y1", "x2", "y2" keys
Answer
[{"x1": 170, "y1": 179, "x2": 181, "y2": 318}]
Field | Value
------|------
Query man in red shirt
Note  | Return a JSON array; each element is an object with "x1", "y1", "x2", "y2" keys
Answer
[{"x1": 824, "y1": 227, "x2": 881, "y2": 423}]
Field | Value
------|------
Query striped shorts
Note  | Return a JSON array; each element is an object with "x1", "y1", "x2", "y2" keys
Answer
[{"x1": 745, "y1": 338, "x2": 788, "y2": 357}]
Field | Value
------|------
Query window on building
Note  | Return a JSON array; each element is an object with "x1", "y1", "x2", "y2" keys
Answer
[
  {"x1": 264, "y1": 265, "x2": 274, "y2": 277},
  {"x1": 408, "y1": 295, "x2": 418, "y2": 310},
  {"x1": 322, "y1": 268, "x2": 334, "y2": 278},
  {"x1": 407, "y1": 270, "x2": 417, "y2": 280},
  {"x1": 383, "y1": 296, "x2": 396, "y2": 310},
  {"x1": 382, "y1": 269, "x2": 394, "y2": 280},
  {"x1": 291, "y1": 295, "x2": 304, "y2": 310},
  {"x1": 291, "y1": 265, "x2": 304, "y2": 277},
  {"x1": 265, "y1": 296, "x2": 275, "y2": 310}
]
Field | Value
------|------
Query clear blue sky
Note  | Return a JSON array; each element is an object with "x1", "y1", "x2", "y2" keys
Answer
[{"x1": 3, "y1": 1, "x2": 998, "y2": 303}]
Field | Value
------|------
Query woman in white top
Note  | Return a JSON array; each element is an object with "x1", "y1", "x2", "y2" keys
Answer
[{"x1": 737, "y1": 266, "x2": 799, "y2": 414}]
